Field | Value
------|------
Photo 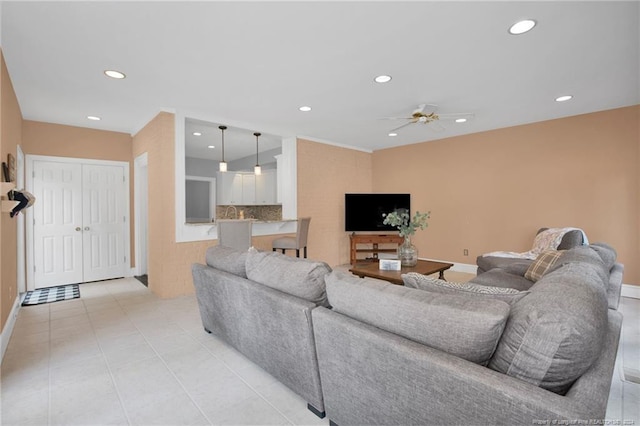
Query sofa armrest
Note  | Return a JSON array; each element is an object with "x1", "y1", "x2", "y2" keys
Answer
[
  {"x1": 313, "y1": 307, "x2": 620, "y2": 426},
  {"x1": 192, "y1": 263, "x2": 325, "y2": 412}
]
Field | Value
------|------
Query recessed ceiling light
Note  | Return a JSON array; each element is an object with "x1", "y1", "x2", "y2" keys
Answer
[
  {"x1": 193, "y1": 132, "x2": 202, "y2": 136},
  {"x1": 374, "y1": 75, "x2": 392, "y2": 83},
  {"x1": 508, "y1": 19, "x2": 536, "y2": 35},
  {"x1": 555, "y1": 95, "x2": 573, "y2": 102},
  {"x1": 87, "y1": 115, "x2": 101, "y2": 121},
  {"x1": 388, "y1": 132, "x2": 398, "y2": 137},
  {"x1": 207, "y1": 145, "x2": 215, "y2": 149},
  {"x1": 299, "y1": 106, "x2": 312, "y2": 112},
  {"x1": 455, "y1": 118, "x2": 467, "y2": 123},
  {"x1": 104, "y1": 70, "x2": 126, "y2": 79}
]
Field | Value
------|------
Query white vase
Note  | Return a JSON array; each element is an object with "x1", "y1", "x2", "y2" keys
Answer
[{"x1": 398, "y1": 235, "x2": 418, "y2": 267}]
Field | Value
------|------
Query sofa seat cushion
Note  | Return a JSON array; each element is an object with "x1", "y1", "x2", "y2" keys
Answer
[
  {"x1": 402, "y1": 273, "x2": 529, "y2": 305},
  {"x1": 245, "y1": 248, "x2": 331, "y2": 307},
  {"x1": 469, "y1": 269, "x2": 535, "y2": 292},
  {"x1": 205, "y1": 245, "x2": 248, "y2": 278},
  {"x1": 489, "y1": 262, "x2": 609, "y2": 394},
  {"x1": 476, "y1": 256, "x2": 533, "y2": 276},
  {"x1": 326, "y1": 271, "x2": 510, "y2": 365}
]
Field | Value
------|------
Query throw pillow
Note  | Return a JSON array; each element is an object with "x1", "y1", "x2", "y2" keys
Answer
[
  {"x1": 524, "y1": 250, "x2": 563, "y2": 282},
  {"x1": 245, "y1": 247, "x2": 331, "y2": 307},
  {"x1": 402, "y1": 273, "x2": 529, "y2": 305}
]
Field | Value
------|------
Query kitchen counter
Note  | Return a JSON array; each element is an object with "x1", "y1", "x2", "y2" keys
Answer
[{"x1": 184, "y1": 219, "x2": 298, "y2": 239}]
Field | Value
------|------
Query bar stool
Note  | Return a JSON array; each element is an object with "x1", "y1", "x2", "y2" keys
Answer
[
  {"x1": 272, "y1": 217, "x2": 311, "y2": 258},
  {"x1": 217, "y1": 219, "x2": 253, "y2": 251}
]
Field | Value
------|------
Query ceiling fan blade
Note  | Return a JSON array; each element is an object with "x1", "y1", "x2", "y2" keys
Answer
[
  {"x1": 379, "y1": 117, "x2": 413, "y2": 121},
  {"x1": 427, "y1": 121, "x2": 446, "y2": 132},
  {"x1": 389, "y1": 121, "x2": 416, "y2": 132},
  {"x1": 438, "y1": 112, "x2": 475, "y2": 121}
]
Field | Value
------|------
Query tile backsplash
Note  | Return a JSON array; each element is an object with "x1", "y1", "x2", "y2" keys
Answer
[{"x1": 216, "y1": 205, "x2": 282, "y2": 221}]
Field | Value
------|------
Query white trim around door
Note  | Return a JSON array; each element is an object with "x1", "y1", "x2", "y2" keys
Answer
[{"x1": 25, "y1": 155, "x2": 131, "y2": 291}]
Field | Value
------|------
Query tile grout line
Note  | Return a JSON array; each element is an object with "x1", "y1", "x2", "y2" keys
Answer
[
  {"x1": 111, "y1": 280, "x2": 217, "y2": 425},
  {"x1": 83, "y1": 285, "x2": 134, "y2": 426},
  {"x1": 188, "y1": 325, "x2": 297, "y2": 425},
  {"x1": 47, "y1": 304, "x2": 52, "y2": 426}
]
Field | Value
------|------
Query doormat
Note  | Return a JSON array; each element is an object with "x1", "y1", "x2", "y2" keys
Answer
[{"x1": 22, "y1": 284, "x2": 80, "y2": 306}]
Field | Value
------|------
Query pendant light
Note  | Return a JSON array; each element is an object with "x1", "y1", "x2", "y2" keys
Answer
[
  {"x1": 218, "y1": 125, "x2": 228, "y2": 172},
  {"x1": 253, "y1": 132, "x2": 262, "y2": 175}
]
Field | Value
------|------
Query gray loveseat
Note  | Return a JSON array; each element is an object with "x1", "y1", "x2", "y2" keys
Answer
[
  {"x1": 313, "y1": 243, "x2": 623, "y2": 425},
  {"x1": 191, "y1": 245, "x2": 331, "y2": 418}
]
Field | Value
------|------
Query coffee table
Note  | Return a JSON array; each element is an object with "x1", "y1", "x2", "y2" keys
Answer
[{"x1": 349, "y1": 259, "x2": 454, "y2": 285}]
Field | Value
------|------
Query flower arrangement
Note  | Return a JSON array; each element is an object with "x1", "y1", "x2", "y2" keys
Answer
[{"x1": 382, "y1": 209, "x2": 431, "y2": 238}]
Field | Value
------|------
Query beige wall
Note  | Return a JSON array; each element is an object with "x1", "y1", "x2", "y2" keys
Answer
[
  {"x1": 296, "y1": 139, "x2": 373, "y2": 266},
  {"x1": 0, "y1": 50, "x2": 23, "y2": 331},
  {"x1": 21, "y1": 120, "x2": 132, "y2": 161},
  {"x1": 372, "y1": 105, "x2": 640, "y2": 285}
]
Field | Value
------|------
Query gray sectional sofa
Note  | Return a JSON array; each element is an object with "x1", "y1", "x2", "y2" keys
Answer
[{"x1": 192, "y1": 242, "x2": 623, "y2": 426}]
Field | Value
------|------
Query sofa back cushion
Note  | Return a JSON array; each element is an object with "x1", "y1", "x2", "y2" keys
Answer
[
  {"x1": 205, "y1": 245, "x2": 248, "y2": 278},
  {"x1": 537, "y1": 227, "x2": 585, "y2": 250},
  {"x1": 326, "y1": 271, "x2": 510, "y2": 365},
  {"x1": 488, "y1": 262, "x2": 609, "y2": 394},
  {"x1": 245, "y1": 248, "x2": 331, "y2": 307}
]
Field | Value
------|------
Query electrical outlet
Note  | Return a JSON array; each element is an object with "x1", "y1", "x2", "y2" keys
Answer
[{"x1": 463, "y1": 249, "x2": 469, "y2": 256}]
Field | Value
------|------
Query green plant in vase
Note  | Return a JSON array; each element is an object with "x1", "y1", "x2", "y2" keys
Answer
[{"x1": 382, "y1": 209, "x2": 430, "y2": 267}]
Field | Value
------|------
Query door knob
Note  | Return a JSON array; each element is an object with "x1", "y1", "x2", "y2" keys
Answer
[
  {"x1": 84, "y1": 227, "x2": 90, "y2": 231},
  {"x1": 75, "y1": 227, "x2": 81, "y2": 232}
]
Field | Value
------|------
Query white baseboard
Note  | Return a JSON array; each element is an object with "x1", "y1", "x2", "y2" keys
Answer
[
  {"x1": 0, "y1": 295, "x2": 21, "y2": 362},
  {"x1": 621, "y1": 284, "x2": 640, "y2": 299},
  {"x1": 450, "y1": 262, "x2": 478, "y2": 275},
  {"x1": 423, "y1": 258, "x2": 477, "y2": 275}
]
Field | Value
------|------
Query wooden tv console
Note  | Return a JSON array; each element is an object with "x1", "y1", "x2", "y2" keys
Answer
[{"x1": 349, "y1": 233, "x2": 404, "y2": 265}]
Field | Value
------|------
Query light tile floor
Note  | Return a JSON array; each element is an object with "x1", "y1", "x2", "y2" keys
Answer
[{"x1": 1, "y1": 276, "x2": 638, "y2": 425}]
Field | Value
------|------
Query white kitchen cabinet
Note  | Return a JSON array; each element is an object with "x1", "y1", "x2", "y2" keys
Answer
[
  {"x1": 216, "y1": 172, "x2": 243, "y2": 205},
  {"x1": 217, "y1": 170, "x2": 278, "y2": 205},
  {"x1": 242, "y1": 174, "x2": 256, "y2": 204},
  {"x1": 256, "y1": 170, "x2": 277, "y2": 204}
]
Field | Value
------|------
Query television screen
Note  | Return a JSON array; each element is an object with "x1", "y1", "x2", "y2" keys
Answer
[{"x1": 345, "y1": 193, "x2": 410, "y2": 232}]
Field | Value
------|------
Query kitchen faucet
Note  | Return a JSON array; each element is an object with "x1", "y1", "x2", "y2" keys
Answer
[{"x1": 225, "y1": 205, "x2": 238, "y2": 219}]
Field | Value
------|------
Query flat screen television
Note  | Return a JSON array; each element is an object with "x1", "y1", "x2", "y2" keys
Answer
[{"x1": 345, "y1": 193, "x2": 410, "y2": 232}]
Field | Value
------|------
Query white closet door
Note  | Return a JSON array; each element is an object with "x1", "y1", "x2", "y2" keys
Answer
[
  {"x1": 32, "y1": 159, "x2": 127, "y2": 288},
  {"x1": 33, "y1": 161, "x2": 84, "y2": 288},
  {"x1": 82, "y1": 164, "x2": 126, "y2": 283}
]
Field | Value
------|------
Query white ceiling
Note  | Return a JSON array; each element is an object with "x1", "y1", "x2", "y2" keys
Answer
[{"x1": 1, "y1": 1, "x2": 639, "y2": 161}]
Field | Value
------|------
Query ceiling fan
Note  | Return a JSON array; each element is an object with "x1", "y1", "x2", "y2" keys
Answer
[{"x1": 383, "y1": 104, "x2": 474, "y2": 133}]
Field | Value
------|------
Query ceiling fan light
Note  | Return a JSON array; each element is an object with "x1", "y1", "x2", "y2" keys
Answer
[
  {"x1": 509, "y1": 19, "x2": 536, "y2": 35},
  {"x1": 455, "y1": 118, "x2": 467, "y2": 123},
  {"x1": 219, "y1": 161, "x2": 227, "y2": 172},
  {"x1": 388, "y1": 132, "x2": 398, "y2": 137},
  {"x1": 374, "y1": 75, "x2": 392, "y2": 83}
]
